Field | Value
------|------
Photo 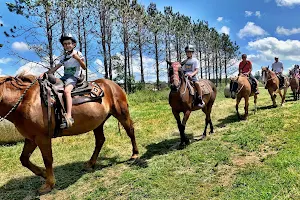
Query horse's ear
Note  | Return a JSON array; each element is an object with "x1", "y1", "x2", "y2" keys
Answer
[{"x1": 166, "y1": 61, "x2": 172, "y2": 66}]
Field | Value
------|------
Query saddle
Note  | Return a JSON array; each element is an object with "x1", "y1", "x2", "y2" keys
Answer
[
  {"x1": 276, "y1": 74, "x2": 285, "y2": 88},
  {"x1": 186, "y1": 79, "x2": 213, "y2": 107},
  {"x1": 39, "y1": 74, "x2": 104, "y2": 137}
]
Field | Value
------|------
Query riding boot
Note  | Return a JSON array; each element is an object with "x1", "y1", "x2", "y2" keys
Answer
[{"x1": 194, "y1": 82, "x2": 205, "y2": 108}]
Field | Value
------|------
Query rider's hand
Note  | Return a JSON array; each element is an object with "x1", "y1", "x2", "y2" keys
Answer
[
  {"x1": 39, "y1": 73, "x2": 45, "y2": 79},
  {"x1": 72, "y1": 51, "x2": 81, "y2": 60}
]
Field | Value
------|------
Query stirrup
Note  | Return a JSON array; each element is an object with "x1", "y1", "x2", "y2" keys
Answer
[{"x1": 60, "y1": 113, "x2": 74, "y2": 129}]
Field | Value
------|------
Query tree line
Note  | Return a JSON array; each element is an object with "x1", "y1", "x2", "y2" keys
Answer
[{"x1": 4, "y1": 0, "x2": 240, "y2": 92}]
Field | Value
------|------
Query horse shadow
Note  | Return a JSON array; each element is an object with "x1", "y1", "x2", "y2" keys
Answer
[
  {"x1": 215, "y1": 113, "x2": 240, "y2": 128},
  {"x1": 257, "y1": 105, "x2": 277, "y2": 110},
  {"x1": 0, "y1": 156, "x2": 126, "y2": 200},
  {"x1": 140, "y1": 132, "x2": 196, "y2": 160}
]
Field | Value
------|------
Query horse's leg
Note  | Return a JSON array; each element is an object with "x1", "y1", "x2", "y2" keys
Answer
[
  {"x1": 236, "y1": 96, "x2": 242, "y2": 119},
  {"x1": 244, "y1": 95, "x2": 249, "y2": 120},
  {"x1": 85, "y1": 122, "x2": 106, "y2": 170},
  {"x1": 199, "y1": 102, "x2": 213, "y2": 140},
  {"x1": 268, "y1": 89, "x2": 276, "y2": 107},
  {"x1": 181, "y1": 110, "x2": 191, "y2": 146},
  {"x1": 34, "y1": 135, "x2": 55, "y2": 194},
  {"x1": 282, "y1": 88, "x2": 287, "y2": 104},
  {"x1": 278, "y1": 89, "x2": 284, "y2": 105},
  {"x1": 172, "y1": 110, "x2": 189, "y2": 148},
  {"x1": 20, "y1": 138, "x2": 46, "y2": 178},
  {"x1": 254, "y1": 94, "x2": 257, "y2": 114},
  {"x1": 114, "y1": 110, "x2": 139, "y2": 160}
]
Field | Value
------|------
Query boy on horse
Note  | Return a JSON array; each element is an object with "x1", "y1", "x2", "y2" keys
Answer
[
  {"x1": 182, "y1": 45, "x2": 205, "y2": 108},
  {"x1": 271, "y1": 56, "x2": 284, "y2": 88},
  {"x1": 41, "y1": 33, "x2": 86, "y2": 129},
  {"x1": 239, "y1": 54, "x2": 259, "y2": 94}
]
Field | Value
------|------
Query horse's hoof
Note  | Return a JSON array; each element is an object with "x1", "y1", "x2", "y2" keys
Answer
[
  {"x1": 185, "y1": 139, "x2": 190, "y2": 145},
  {"x1": 178, "y1": 143, "x2": 186, "y2": 149},
  {"x1": 83, "y1": 162, "x2": 95, "y2": 171},
  {"x1": 209, "y1": 131, "x2": 214, "y2": 135},
  {"x1": 38, "y1": 183, "x2": 53, "y2": 195},
  {"x1": 130, "y1": 154, "x2": 139, "y2": 160}
]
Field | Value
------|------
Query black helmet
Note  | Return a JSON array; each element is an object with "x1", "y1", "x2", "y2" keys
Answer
[
  {"x1": 185, "y1": 45, "x2": 195, "y2": 52},
  {"x1": 59, "y1": 33, "x2": 77, "y2": 45}
]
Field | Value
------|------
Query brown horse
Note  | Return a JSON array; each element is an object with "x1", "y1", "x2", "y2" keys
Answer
[
  {"x1": 289, "y1": 70, "x2": 300, "y2": 100},
  {"x1": 230, "y1": 74, "x2": 258, "y2": 120},
  {"x1": 0, "y1": 75, "x2": 139, "y2": 194},
  {"x1": 261, "y1": 66, "x2": 289, "y2": 106},
  {"x1": 167, "y1": 61, "x2": 217, "y2": 148}
]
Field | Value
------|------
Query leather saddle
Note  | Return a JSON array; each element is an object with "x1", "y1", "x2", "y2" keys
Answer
[{"x1": 39, "y1": 74, "x2": 104, "y2": 137}]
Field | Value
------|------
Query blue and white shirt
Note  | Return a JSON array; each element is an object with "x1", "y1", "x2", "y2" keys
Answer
[{"x1": 59, "y1": 50, "x2": 85, "y2": 78}]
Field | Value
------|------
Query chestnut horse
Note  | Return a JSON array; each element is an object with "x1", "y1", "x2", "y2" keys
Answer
[
  {"x1": 230, "y1": 74, "x2": 258, "y2": 120},
  {"x1": 167, "y1": 61, "x2": 217, "y2": 148},
  {"x1": 289, "y1": 70, "x2": 300, "y2": 100},
  {"x1": 261, "y1": 66, "x2": 289, "y2": 106},
  {"x1": 0, "y1": 75, "x2": 138, "y2": 194}
]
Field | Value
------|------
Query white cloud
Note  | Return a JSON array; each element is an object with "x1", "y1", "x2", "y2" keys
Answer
[
  {"x1": 220, "y1": 26, "x2": 230, "y2": 35},
  {"x1": 255, "y1": 11, "x2": 261, "y2": 18},
  {"x1": 12, "y1": 42, "x2": 31, "y2": 52},
  {"x1": 238, "y1": 22, "x2": 268, "y2": 38},
  {"x1": 217, "y1": 17, "x2": 223, "y2": 22},
  {"x1": 276, "y1": 0, "x2": 300, "y2": 6},
  {"x1": 245, "y1": 11, "x2": 253, "y2": 17},
  {"x1": 15, "y1": 62, "x2": 49, "y2": 76},
  {"x1": 276, "y1": 26, "x2": 300, "y2": 36},
  {"x1": 248, "y1": 37, "x2": 300, "y2": 61},
  {"x1": 0, "y1": 58, "x2": 12, "y2": 64},
  {"x1": 0, "y1": 68, "x2": 2, "y2": 75}
]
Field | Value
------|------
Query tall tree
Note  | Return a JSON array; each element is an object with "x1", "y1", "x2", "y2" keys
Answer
[
  {"x1": 147, "y1": 3, "x2": 163, "y2": 89},
  {"x1": 6, "y1": 0, "x2": 61, "y2": 68}
]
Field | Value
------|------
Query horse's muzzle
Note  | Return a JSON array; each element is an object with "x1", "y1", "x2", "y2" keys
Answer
[
  {"x1": 231, "y1": 91, "x2": 236, "y2": 99},
  {"x1": 170, "y1": 84, "x2": 179, "y2": 92}
]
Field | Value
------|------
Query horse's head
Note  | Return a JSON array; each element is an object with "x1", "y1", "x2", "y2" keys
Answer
[
  {"x1": 229, "y1": 76, "x2": 238, "y2": 99},
  {"x1": 167, "y1": 61, "x2": 184, "y2": 92},
  {"x1": 261, "y1": 66, "x2": 270, "y2": 85}
]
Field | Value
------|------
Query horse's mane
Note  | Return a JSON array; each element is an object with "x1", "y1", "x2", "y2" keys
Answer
[{"x1": 0, "y1": 74, "x2": 37, "y2": 89}]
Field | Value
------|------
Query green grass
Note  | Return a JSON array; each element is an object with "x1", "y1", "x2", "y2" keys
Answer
[{"x1": 0, "y1": 87, "x2": 299, "y2": 199}]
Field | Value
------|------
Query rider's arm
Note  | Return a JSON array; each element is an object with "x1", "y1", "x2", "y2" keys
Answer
[
  {"x1": 73, "y1": 53, "x2": 86, "y2": 70},
  {"x1": 249, "y1": 62, "x2": 252, "y2": 74},
  {"x1": 189, "y1": 68, "x2": 199, "y2": 77},
  {"x1": 47, "y1": 63, "x2": 62, "y2": 74}
]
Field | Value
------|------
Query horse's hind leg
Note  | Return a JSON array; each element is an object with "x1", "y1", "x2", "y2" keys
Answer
[
  {"x1": 244, "y1": 96, "x2": 249, "y2": 119},
  {"x1": 113, "y1": 105, "x2": 139, "y2": 159},
  {"x1": 85, "y1": 118, "x2": 109, "y2": 170},
  {"x1": 254, "y1": 94, "x2": 257, "y2": 114},
  {"x1": 20, "y1": 139, "x2": 46, "y2": 178}
]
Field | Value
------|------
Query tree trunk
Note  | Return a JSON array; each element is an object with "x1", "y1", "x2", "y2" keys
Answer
[
  {"x1": 138, "y1": 30, "x2": 144, "y2": 84},
  {"x1": 154, "y1": 32, "x2": 159, "y2": 90},
  {"x1": 45, "y1": 4, "x2": 54, "y2": 68},
  {"x1": 100, "y1": 8, "x2": 108, "y2": 79}
]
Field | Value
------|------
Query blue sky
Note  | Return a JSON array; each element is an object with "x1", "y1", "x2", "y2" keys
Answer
[{"x1": 1, "y1": 0, "x2": 300, "y2": 79}]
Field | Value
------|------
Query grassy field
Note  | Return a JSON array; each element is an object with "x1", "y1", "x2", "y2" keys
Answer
[{"x1": 0, "y1": 86, "x2": 299, "y2": 200}]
